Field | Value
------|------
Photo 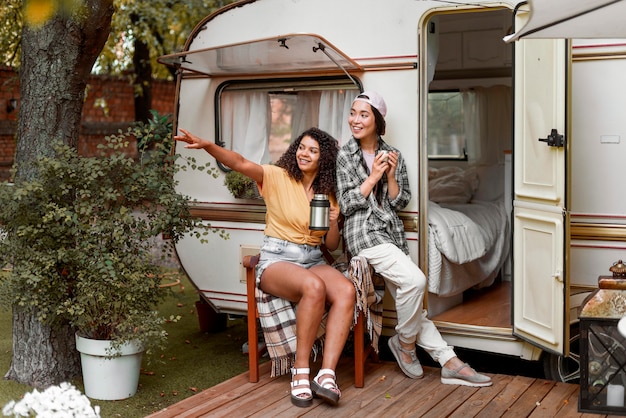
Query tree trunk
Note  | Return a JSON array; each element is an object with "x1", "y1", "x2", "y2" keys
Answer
[
  {"x1": 133, "y1": 38, "x2": 153, "y2": 124},
  {"x1": 4, "y1": 306, "x2": 80, "y2": 387},
  {"x1": 6, "y1": 0, "x2": 114, "y2": 387}
]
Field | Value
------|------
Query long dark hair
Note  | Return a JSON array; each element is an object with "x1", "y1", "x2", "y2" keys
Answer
[
  {"x1": 275, "y1": 127, "x2": 339, "y2": 195},
  {"x1": 372, "y1": 106, "x2": 386, "y2": 136}
]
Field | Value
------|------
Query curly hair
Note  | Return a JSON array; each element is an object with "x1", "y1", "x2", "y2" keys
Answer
[{"x1": 275, "y1": 127, "x2": 339, "y2": 196}]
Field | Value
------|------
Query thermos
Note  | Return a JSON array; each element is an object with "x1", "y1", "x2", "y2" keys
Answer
[{"x1": 309, "y1": 194, "x2": 330, "y2": 230}]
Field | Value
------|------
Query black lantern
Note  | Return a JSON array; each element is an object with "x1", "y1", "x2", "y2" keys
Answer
[{"x1": 579, "y1": 260, "x2": 626, "y2": 415}]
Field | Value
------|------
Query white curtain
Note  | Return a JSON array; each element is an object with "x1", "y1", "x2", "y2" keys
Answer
[
  {"x1": 221, "y1": 87, "x2": 358, "y2": 164},
  {"x1": 462, "y1": 85, "x2": 511, "y2": 165},
  {"x1": 291, "y1": 89, "x2": 358, "y2": 145},
  {"x1": 319, "y1": 89, "x2": 357, "y2": 145},
  {"x1": 291, "y1": 91, "x2": 321, "y2": 141},
  {"x1": 221, "y1": 90, "x2": 271, "y2": 164}
]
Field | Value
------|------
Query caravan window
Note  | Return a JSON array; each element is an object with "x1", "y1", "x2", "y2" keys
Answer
[
  {"x1": 217, "y1": 80, "x2": 359, "y2": 168},
  {"x1": 427, "y1": 91, "x2": 466, "y2": 160},
  {"x1": 428, "y1": 86, "x2": 511, "y2": 163}
]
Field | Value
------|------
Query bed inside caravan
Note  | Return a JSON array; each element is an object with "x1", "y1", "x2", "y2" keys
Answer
[{"x1": 424, "y1": 9, "x2": 513, "y2": 327}]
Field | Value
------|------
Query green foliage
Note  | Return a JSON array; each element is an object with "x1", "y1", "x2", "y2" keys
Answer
[
  {"x1": 137, "y1": 109, "x2": 174, "y2": 156},
  {"x1": 0, "y1": 114, "x2": 223, "y2": 356},
  {"x1": 96, "y1": 0, "x2": 237, "y2": 79},
  {"x1": 145, "y1": 109, "x2": 172, "y2": 142},
  {"x1": 0, "y1": 0, "x2": 22, "y2": 67},
  {"x1": 224, "y1": 170, "x2": 261, "y2": 200},
  {"x1": 0, "y1": 0, "x2": 237, "y2": 78}
]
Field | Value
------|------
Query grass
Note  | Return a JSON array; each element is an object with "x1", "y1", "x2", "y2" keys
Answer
[{"x1": 0, "y1": 273, "x2": 253, "y2": 417}]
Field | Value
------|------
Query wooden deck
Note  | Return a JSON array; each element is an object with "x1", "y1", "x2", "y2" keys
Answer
[{"x1": 146, "y1": 356, "x2": 614, "y2": 418}]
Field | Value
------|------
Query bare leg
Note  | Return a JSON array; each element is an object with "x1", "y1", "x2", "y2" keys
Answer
[
  {"x1": 308, "y1": 264, "x2": 354, "y2": 402},
  {"x1": 260, "y1": 262, "x2": 326, "y2": 400},
  {"x1": 261, "y1": 262, "x2": 355, "y2": 401},
  {"x1": 311, "y1": 264, "x2": 355, "y2": 371}
]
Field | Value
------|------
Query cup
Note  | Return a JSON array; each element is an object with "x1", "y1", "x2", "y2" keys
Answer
[{"x1": 309, "y1": 194, "x2": 330, "y2": 230}]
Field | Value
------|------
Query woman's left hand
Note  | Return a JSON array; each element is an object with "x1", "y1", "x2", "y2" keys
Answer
[
  {"x1": 329, "y1": 206, "x2": 340, "y2": 227},
  {"x1": 385, "y1": 151, "x2": 398, "y2": 176}
]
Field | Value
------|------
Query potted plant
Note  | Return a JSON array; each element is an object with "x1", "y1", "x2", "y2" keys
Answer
[
  {"x1": 224, "y1": 170, "x2": 261, "y2": 199},
  {"x1": 0, "y1": 115, "x2": 218, "y2": 400}
]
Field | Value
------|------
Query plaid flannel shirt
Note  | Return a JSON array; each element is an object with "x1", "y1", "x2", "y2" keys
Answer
[{"x1": 336, "y1": 136, "x2": 411, "y2": 257}]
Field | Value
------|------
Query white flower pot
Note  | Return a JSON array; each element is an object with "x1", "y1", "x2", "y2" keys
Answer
[{"x1": 75, "y1": 334, "x2": 144, "y2": 400}]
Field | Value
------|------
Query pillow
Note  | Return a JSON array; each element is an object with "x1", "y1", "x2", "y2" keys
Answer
[
  {"x1": 472, "y1": 164, "x2": 504, "y2": 202},
  {"x1": 428, "y1": 166, "x2": 479, "y2": 204}
]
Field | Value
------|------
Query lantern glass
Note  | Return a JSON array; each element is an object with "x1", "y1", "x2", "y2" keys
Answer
[{"x1": 579, "y1": 317, "x2": 626, "y2": 415}]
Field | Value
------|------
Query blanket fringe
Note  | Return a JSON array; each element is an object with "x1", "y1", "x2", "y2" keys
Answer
[{"x1": 349, "y1": 256, "x2": 384, "y2": 354}]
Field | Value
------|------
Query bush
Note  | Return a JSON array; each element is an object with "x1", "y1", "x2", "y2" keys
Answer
[{"x1": 0, "y1": 116, "x2": 224, "y2": 356}]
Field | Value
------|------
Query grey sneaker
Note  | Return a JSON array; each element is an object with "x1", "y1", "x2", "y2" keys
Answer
[
  {"x1": 387, "y1": 334, "x2": 424, "y2": 379},
  {"x1": 441, "y1": 363, "x2": 492, "y2": 387}
]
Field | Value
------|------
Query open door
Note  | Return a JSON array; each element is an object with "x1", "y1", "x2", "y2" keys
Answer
[{"x1": 512, "y1": 6, "x2": 570, "y2": 356}]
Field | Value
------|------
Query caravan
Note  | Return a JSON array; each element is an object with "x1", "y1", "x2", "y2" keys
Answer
[{"x1": 158, "y1": 0, "x2": 626, "y2": 383}]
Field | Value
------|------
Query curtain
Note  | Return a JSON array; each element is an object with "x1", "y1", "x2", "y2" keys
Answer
[
  {"x1": 292, "y1": 88, "x2": 358, "y2": 145},
  {"x1": 221, "y1": 90, "x2": 271, "y2": 164},
  {"x1": 291, "y1": 91, "x2": 321, "y2": 142},
  {"x1": 462, "y1": 85, "x2": 512, "y2": 165},
  {"x1": 221, "y1": 87, "x2": 358, "y2": 164},
  {"x1": 319, "y1": 89, "x2": 357, "y2": 146}
]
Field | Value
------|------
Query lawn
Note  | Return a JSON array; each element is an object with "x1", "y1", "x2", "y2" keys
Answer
[{"x1": 0, "y1": 273, "x2": 252, "y2": 417}]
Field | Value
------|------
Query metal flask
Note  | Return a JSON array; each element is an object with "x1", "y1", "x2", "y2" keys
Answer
[{"x1": 309, "y1": 194, "x2": 330, "y2": 231}]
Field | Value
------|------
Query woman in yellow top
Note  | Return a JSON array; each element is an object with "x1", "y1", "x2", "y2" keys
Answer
[{"x1": 175, "y1": 127, "x2": 355, "y2": 408}]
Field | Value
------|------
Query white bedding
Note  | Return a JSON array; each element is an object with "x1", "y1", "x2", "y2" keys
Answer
[{"x1": 427, "y1": 199, "x2": 510, "y2": 297}]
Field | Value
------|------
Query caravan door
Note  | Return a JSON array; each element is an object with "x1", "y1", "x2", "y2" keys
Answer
[{"x1": 512, "y1": 7, "x2": 570, "y2": 356}]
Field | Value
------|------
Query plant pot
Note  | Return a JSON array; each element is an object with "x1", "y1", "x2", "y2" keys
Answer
[{"x1": 75, "y1": 334, "x2": 144, "y2": 400}]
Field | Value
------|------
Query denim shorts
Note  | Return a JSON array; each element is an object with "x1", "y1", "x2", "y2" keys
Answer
[{"x1": 255, "y1": 236, "x2": 326, "y2": 284}]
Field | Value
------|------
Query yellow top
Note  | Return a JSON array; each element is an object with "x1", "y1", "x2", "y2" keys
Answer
[{"x1": 259, "y1": 165, "x2": 337, "y2": 246}]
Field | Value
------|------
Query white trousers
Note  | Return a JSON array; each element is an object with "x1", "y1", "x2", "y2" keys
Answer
[{"x1": 358, "y1": 243, "x2": 456, "y2": 366}]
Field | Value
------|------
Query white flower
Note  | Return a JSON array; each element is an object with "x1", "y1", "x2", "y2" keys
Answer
[{"x1": 2, "y1": 382, "x2": 100, "y2": 418}]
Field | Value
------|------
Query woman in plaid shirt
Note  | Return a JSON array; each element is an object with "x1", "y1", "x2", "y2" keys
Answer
[{"x1": 336, "y1": 92, "x2": 492, "y2": 387}]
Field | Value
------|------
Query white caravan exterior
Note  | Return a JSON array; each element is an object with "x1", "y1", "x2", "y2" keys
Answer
[{"x1": 159, "y1": 0, "x2": 626, "y2": 382}]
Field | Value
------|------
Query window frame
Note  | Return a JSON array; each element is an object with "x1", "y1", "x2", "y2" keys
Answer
[
  {"x1": 214, "y1": 76, "x2": 362, "y2": 172},
  {"x1": 427, "y1": 89, "x2": 468, "y2": 161}
]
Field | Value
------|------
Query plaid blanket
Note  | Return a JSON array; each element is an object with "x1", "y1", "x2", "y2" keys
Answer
[
  {"x1": 255, "y1": 255, "x2": 384, "y2": 377},
  {"x1": 255, "y1": 288, "x2": 326, "y2": 377}
]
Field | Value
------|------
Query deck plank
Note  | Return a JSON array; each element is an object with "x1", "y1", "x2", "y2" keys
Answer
[
  {"x1": 475, "y1": 375, "x2": 536, "y2": 417},
  {"x1": 529, "y1": 381, "x2": 579, "y2": 417},
  {"x1": 298, "y1": 362, "x2": 389, "y2": 418},
  {"x1": 447, "y1": 374, "x2": 515, "y2": 417},
  {"x1": 421, "y1": 385, "x2": 482, "y2": 418},
  {"x1": 503, "y1": 378, "x2": 556, "y2": 417},
  {"x1": 148, "y1": 361, "x2": 274, "y2": 417},
  {"x1": 395, "y1": 377, "x2": 464, "y2": 417},
  {"x1": 329, "y1": 365, "x2": 432, "y2": 417},
  {"x1": 350, "y1": 369, "x2": 440, "y2": 417},
  {"x1": 146, "y1": 357, "x2": 612, "y2": 418}
]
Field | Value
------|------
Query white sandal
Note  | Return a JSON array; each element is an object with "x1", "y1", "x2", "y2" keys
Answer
[
  {"x1": 290, "y1": 367, "x2": 313, "y2": 407},
  {"x1": 311, "y1": 368, "x2": 341, "y2": 405}
]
